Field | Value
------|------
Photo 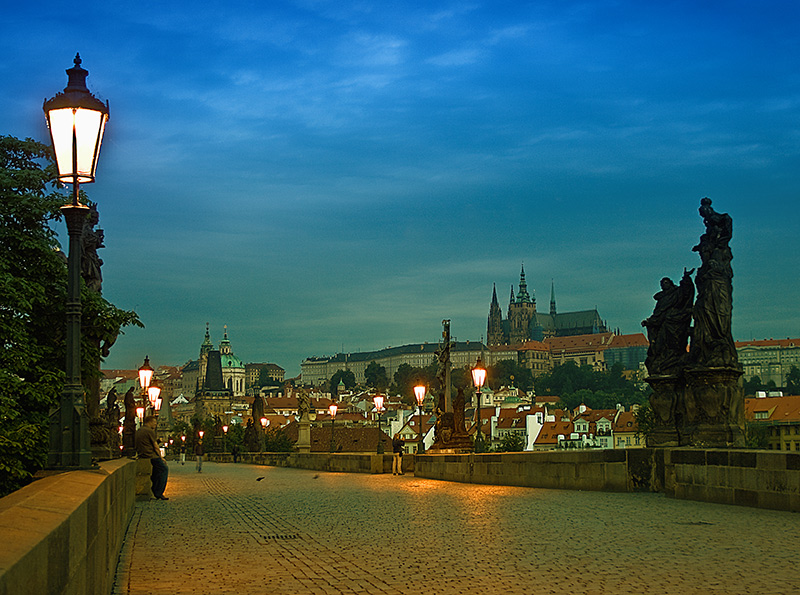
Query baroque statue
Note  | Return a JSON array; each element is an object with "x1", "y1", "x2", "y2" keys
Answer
[{"x1": 642, "y1": 268, "x2": 694, "y2": 375}]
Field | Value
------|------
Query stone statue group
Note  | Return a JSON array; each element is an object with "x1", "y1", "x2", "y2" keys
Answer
[{"x1": 642, "y1": 198, "x2": 744, "y2": 447}]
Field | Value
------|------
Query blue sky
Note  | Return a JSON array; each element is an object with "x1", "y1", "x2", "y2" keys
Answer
[{"x1": 3, "y1": 1, "x2": 799, "y2": 376}]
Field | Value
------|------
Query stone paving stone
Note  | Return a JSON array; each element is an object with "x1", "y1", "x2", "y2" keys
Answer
[{"x1": 113, "y1": 461, "x2": 800, "y2": 595}]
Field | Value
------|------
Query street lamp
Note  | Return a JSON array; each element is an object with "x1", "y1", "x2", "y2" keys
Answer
[
  {"x1": 373, "y1": 395, "x2": 385, "y2": 454},
  {"x1": 472, "y1": 357, "x2": 487, "y2": 452},
  {"x1": 328, "y1": 403, "x2": 338, "y2": 453},
  {"x1": 45, "y1": 54, "x2": 109, "y2": 469},
  {"x1": 148, "y1": 384, "x2": 162, "y2": 416},
  {"x1": 414, "y1": 385, "x2": 427, "y2": 454},
  {"x1": 260, "y1": 417, "x2": 268, "y2": 451},
  {"x1": 222, "y1": 425, "x2": 229, "y2": 453}
]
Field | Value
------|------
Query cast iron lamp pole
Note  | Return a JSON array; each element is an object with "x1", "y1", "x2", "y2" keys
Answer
[
  {"x1": 373, "y1": 395, "x2": 385, "y2": 454},
  {"x1": 44, "y1": 54, "x2": 109, "y2": 469},
  {"x1": 471, "y1": 357, "x2": 487, "y2": 452},
  {"x1": 414, "y1": 385, "x2": 426, "y2": 454},
  {"x1": 329, "y1": 403, "x2": 338, "y2": 453}
]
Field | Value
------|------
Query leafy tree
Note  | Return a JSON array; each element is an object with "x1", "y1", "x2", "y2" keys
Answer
[
  {"x1": 785, "y1": 366, "x2": 800, "y2": 396},
  {"x1": 744, "y1": 420, "x2": 769, "y2": 449},
  {"x1": 634, "y1": 403, "x2": 656, "y2": 446},
  {"x1": 364, "y1": 360, "x2": 389, "y2": 390},
  {"x1": 329, "y1": 369, "x2": 356, "y2": 396},
  {"x1": 487, "y1": 359, "x2": 534, "y2": 392},
  {"x1": 743, "y1": 375, "x2": 771, "y2": 397},
  {"x1": 391, "y1": 362, "x2": 435, "y2": 405},
  {"x1": 264, "y1": 427, "x2": 293, "y2": 452},
  {"x1": 227, "y1": 422, "x2": 245, "y2": 453},
  {"x1": 0, "y1": 136, "x2": 139, "y2": 496},
  {"x1": 496, "y1": 433, "x2": 525, "y2": 452},
  {"x1": 535, "y1": 361, "x2": 648, "y2": 413}
]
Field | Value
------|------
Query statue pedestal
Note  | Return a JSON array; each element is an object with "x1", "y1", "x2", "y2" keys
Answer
[
  {"x1": 683, "y1": 366, "x2": 744, "y2": 448},
  {"x1": 646, "y1": 375, "x2": 682, "y2": 447},
  {"x1": 296, "y1": 419, "x2": 311, "y2": 453}
]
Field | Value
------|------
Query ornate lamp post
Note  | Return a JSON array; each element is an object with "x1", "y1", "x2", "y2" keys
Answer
[
  {"x1": 414, "y1": 385, "x2": 427, "y2": 454},
  {"x1": 328, "y1": 403, "x2": 338, "y2": 453},
  {"x1": 471, "y1": 357, "x2": 487, "y2": 451},
  {"x1": 373, "y1": 395, "x2": 385, "y2": 454},
  {"x1": 222, "y1": 425, "x2": 229, "y2": 453},
  {"x1": 147, "y1": 384, "x2": 162, "y2": 417},
  {"x1": 138, "y1": 355, "x2": 154, "y2": 410},
  {"x1": 44, "y1": 54, "x2": 109, "y2": 469},
  {"x1": 260, "y1": 416, "x2": 268, "y2": 451}
]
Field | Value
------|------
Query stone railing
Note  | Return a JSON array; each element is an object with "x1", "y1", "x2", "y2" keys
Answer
[
  {"x1": 0, "y1": 458, "x2": 136, "y2": 595},
  {"x1": 210, "y1": 448, "x2": 799, "y2": 512}
]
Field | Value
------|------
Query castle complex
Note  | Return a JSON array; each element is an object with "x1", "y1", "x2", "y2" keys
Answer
[{"x1": 487, "y1": 266, "x2": 608, "y2": 345}]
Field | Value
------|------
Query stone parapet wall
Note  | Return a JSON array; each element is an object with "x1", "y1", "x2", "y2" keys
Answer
[
  {"x1": 415, "y1": 450, "x2": 652, "y2": 492},
  {"x1": 207, "y1": 451, "x2": 412, "y2": 474},
  {"x1": 0, "y1": 458, "x2": 136, "y2": 595},
  {"x1": 657, "y1": 448, "x2": 800, "y2": 512}
]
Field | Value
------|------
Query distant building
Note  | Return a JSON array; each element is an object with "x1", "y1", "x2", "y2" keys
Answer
[
  {"x1": 736, "y1": 338, "x2": 800, "y2": 386},
  {"x1": 487, "y1": 265, "x2": 608, "y2": 345},
  {"x1": 745, "y1": 394, "x2": 800, "y2": 451},
  {"x1": 245, "y1": 363, "x2": 286, "y2": 392}
]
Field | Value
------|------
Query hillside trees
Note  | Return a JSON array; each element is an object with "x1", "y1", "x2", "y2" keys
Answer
[{"x1": 534, "y1": 361, "x2": 648, "y2": 411}]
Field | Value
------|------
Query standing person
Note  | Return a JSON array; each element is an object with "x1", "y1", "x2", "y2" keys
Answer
[
  {"x1": 180, "y1": 439, "x2": 186, "y2": 465},
  {"x1": 392, "y1": 434, "x2": 404, "y2": 475},
  {"x1": 232, "y1": 444, "x2": 239, "y2": 464},
  {"x1": 135, "y1": 415, "x2": 169, "y2": 500},
  {"x1": 195, "y1": 439, "x2": 204, "y2": 473}
]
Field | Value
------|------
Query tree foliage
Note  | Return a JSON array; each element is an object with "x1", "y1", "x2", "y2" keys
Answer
[
  {"x1": 496, "y1": 433, "x2": 525, "y2": 452},
  {"x1": 0, "y1": 135, "x2": 140, "y2": 496},
  {"x1": 364, "y1": 360, "x2": 389, "y2": 390},
  {"x1": 785, "y1": 366, "x2": 800, "y2": 396},
  {"x1": 486, "y1": 359, "x2": 534, "y2": 391},
  {"x1": 535, "y1": 361, "x2": 648, "y2": 411},
  {"x1": 329, "y1": 369, "x2": 356, "y2": 396}
]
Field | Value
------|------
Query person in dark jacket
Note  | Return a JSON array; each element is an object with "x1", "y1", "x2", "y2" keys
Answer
[{"x1": 392, "y1": 435, "x2": 404, "y2": 475}]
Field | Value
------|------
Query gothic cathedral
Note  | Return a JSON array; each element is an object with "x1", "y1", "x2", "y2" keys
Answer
[{"x1": 487, "y1": 265, "x2": 609, "y2": 345}]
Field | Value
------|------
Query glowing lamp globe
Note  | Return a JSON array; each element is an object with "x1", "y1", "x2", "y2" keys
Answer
[{"x1": 43, "y1": 54, "x2": 109, "y2": 186}]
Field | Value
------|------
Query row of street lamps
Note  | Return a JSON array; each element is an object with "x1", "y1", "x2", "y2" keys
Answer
[{"x1": 39, "y1": 52, "x2": 491, "y2": 467}]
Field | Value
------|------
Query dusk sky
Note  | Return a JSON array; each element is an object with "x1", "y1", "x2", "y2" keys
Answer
[{"x1": 3, "y1": 1, "x2": 799, "y2": 377}]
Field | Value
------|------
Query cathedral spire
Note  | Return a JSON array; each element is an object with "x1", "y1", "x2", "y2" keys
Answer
[
  {"x1": 550, "y1": 279, "x2": 557, "y2": 316},
  {"x1": 491, "y1": 283, "x2": 499, "y2": 307},
  {"x1": 516, "y1": 263, "x2": 532, "y2": 303}
]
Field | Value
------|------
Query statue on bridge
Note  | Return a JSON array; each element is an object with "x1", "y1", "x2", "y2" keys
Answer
[{"x1": 645, "y1": 198, "x2": 743, "y2": 448}]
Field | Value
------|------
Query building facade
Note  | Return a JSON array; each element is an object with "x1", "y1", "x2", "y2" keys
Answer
[{"x1": 736, "y1": 338, "x2": 800, "y2": 386}]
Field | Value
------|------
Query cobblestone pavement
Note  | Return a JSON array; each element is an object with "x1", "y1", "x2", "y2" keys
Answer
[{"x1": 113, "y1": 461, "x2": 800, "y2": 595}]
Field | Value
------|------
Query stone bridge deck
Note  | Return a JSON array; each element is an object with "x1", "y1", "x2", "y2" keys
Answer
[{"x1": 113, "y1": 461, "x2": 800, "y2": 595}]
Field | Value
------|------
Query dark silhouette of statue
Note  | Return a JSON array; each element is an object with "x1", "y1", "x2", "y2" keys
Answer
[
  {"x1": 252, "y1": 394, "x2": 265, "y2": 423},
  {"x1": 642, "y1": 268, "x2": 694, "y2": 375},
  {"x1": 689, "y1": 198, "x2": 738, "y2": 368},
  {"x1": 297, "y1": 390, "x2": 310, "y2": 421},
  {"x1": 453, "y1": 387, "x2": 466, "y2": 434},
  {"x1": 81, "y1": 203, "x2": 104, "y2": 294},
  {"x1": 122, "y1": 387, "x2": 137, "y2": 455}
]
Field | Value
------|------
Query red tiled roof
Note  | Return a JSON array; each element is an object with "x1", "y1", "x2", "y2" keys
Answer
[
  {"x1": 608, "y1": 333, "x2": 649, "y2": 348},
  {"x1": 535, "y1": 421, "x2": 573, "y2": 444},
  {"x1": 735, "y1": 338, "x2": 800, "y2": 348},
  {"x1": 545, "y1": 332, "x2": 615, "y2": 353},
  {"x1": 745, "y1": 395, "x2": 800, "y2": 422},
  {"x1": 613, "y1": 410, "x2": 638, "y2": 433}
]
